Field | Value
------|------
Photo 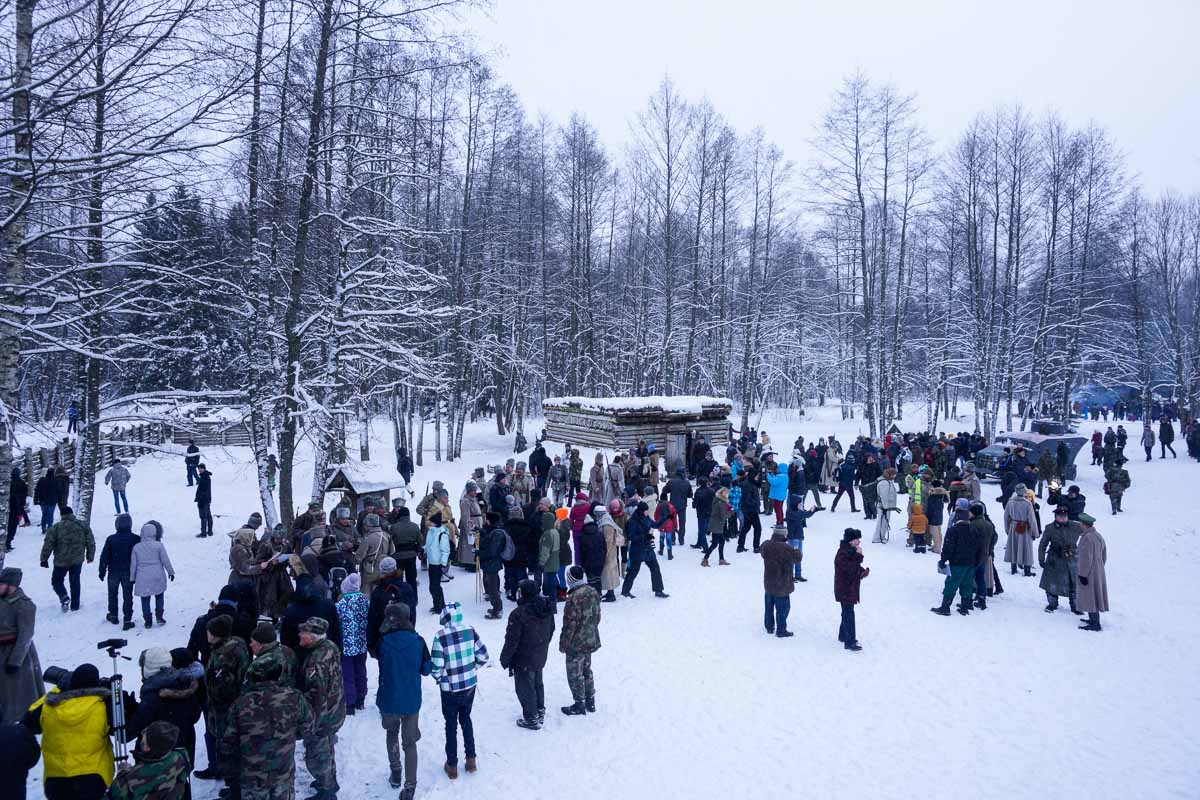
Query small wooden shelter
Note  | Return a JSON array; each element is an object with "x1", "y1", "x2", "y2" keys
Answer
[
  {"x1": 542, "y1": 396, "x2": 732, "y2": 473},
  {"x1": 324, "y1": 460, "x2": 409, "y2": 517}
]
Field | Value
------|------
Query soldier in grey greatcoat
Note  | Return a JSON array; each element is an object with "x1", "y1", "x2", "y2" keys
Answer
[{"x1": 0, "y1": 567, "x2": 44, "y2": 724}]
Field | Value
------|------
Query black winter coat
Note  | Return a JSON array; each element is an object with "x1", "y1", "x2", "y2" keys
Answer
[
  {"x1": 98, "y1": 530, "x2": 141, "y2": 578},
  {"x1": 33, "y1": 474, "x2": 59, "y2": 506},
  {"x1": 367, "y1": 576, "x2": 418, "y2": 654},
  {"x1": 498, "y1": 595, "x2": 556, "y2": 672},
  {"x1": 577, "y1": 522, "x2": 606, "y2": 576},
  {"x1": 940, "y1": 519, "x2": 985, "y2": 567},
  {"x1": 1064, "y1": 493, "x2": 1087, "y2": 521},
  {"x1": 281, "y1": 580, "x2": 343, "y2": 657},
  {"x1": 664, "y1": 476, "x2": 692, "y2": 510},
  {"x1": 9, "y1": 473, "x2": 28, "y2": 514},
  {"x1": 506, "y1": 517, "x2": 539, "y2": 569},
  {"x1": 0, "y1": 721, "x2": 40, "y2": 800},
  {"x1": 693, "y1": 485, "x2": 715, "y2": 520},
  {"x1": 194, "y1": 471, "x2": 212, "y2": 504},
  {"x1": 126, "y1": 672, "x2": 203, "y2": 763},
  {"x1": 478, "y1": 524, "x2": 507, "y2": 574},
  {"x1": 187, "y1": 600, "x2": 254, "y2": 663}
]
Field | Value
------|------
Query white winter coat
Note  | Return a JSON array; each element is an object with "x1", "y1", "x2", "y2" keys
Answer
[{"x1": 131, "y1": 537, "x2": 175, "y2": 597}]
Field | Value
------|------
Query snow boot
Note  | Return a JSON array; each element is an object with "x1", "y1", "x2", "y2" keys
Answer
[
  {"x1": 1044, "y1": 602, "x2": 1058, "y2": 613},
  {"x1": 601, "y1": 590, "x2": 616, "y2": 603},
  {"x1": 844, "y1": 641, "x2": 863, "y2": 652},
  {"x1": 345, "y1": 704, "x2": 355, "y2": 716},
  {"x1": 399, "y1": 788, "x2": 415, "y2": 800},
  {"x1": 561, "y1": 702, "x2": 586, "y2": 716},
  {"x1": 536, "y1": 708, "x2": 545, "y2": 724},
  {"x1": 106, "y1": 613, "x2": 119, "y2": 625},
  {"x1": 956, "y1": 601, "x2": 971, "y2": 616},
  {"x1": 193, "y1": 768, "x2": 220, "y2": 780},
  {"x1": 1010, "y1": 564, "x2": 1018, "y2": 575},
  {"x1": 156, "y1": 611, "x2": 166, "y2": 625},
  {"x1": 667, "y1": 551, "x2": 673, "y2": 560},
  {"x1": 516, "y1": 717, "x2": 541, "y2": 730},
  {"x1": 795, "y1": 575, "x2": 807, "y2": 582},
  {"x1": 484, "y1": 610, "x2": 502, "y2": 620},
  {"x1": 718, "y1": 559, "x2": 730, "y2": 566},
  {"x1": 60, "y1": 597, "x2": 70, "y2": 613},
  {"x1": 930, "y1": 600, "x2": 952, "y2": 616},
  {"x1": 620, "y1": 591, "x2": 635, "y2": 599},
  {"x1": 443, "y1": 763, "x2": 458, "y2": 780},
  {"x1": 1069, "y1": 600, "x2": 1083, "y2": 616},
  {"x1": 653, "y1": 591, "x2": 670, "y2": 599},
  {"x1": 388, "y1": 769, "x2": 403, "y2": 789},
  {"x1": 144, "y1": 617, "x2": 153, "y2": 629},
  {"x1": 123, "y1": 619, "x2": 136, "y2": 630},
  {"x1": 701, "y1": 558, "x2": 710, "y2": 567},
  {"x1": 1022, "y1": 566, "x2": 1035, "y2": 577},
  {"x1": 974, "y1": 596, "x2": 987, "y2": 610},
  {"x1": 585, "y1": 695, "x2": 595, "y2": 713},
  {"x1": 464, "y1": 758, "x2": 476, "y2": 774},
  {"x1": 355, "y1": 699, "x2": 364, "y2": 711}
]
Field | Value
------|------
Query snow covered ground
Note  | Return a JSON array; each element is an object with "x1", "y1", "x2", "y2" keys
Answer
[{"x1": 10, "y1": 405, "x2": 1200, "y2": 799}]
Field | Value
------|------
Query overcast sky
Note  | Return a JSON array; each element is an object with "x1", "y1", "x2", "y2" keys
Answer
[{"x1": 464, "y1": 0, "x2": 1199, "y2": 194}]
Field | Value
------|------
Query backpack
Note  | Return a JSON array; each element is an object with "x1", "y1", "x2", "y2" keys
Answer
[{"x1": 500, "y1": 528, "x2": 516, "y2": 562}]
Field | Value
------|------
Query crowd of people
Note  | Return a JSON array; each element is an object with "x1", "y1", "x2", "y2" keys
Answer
[{"x1": 4, "y1": 404, "x2": 1191, "y2": 800}]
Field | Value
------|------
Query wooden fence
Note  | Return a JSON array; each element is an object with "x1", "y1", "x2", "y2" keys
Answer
[{"x1": 18, "y1": 420, "x2": 250, "y2": 484}]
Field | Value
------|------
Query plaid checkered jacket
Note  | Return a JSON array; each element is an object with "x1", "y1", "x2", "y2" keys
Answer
[{"x1": 430, "y1": 601, "x2": 489, "y2": 692}]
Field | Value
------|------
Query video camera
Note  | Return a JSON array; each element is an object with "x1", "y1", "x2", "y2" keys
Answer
[{"x1": 42, "y1": 639, "x2": 131, "y2": 765}]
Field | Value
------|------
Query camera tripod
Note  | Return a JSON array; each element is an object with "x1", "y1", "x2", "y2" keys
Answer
[{"x1": 99, "y1": 638, "x2": 132, "y2": 765}]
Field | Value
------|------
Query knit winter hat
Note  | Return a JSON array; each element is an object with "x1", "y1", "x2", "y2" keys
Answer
[
  {"x1": 140, "y1": 647, "x2": 173, "y2": 676},
  {"x1": 565, "y1": 565, "x2": 587, "y2": 590},
  {"x1": 575, "y1": 492, "x2": 589, "y2": 501},
  {"x1": 341, "y1": 573, "x2": 361, "y2": 594},
  {"x1": 384, "y1": 603, "x2": 411, "y2": 627},
  {"x1": 141, "y1": 721, "x2": 179, "y2": 758},
  {"x1": 518, "y1": 578, "x2": 539, "y2": 600},
  {"x1": 115, "y1": 514, "x2": 133, "y2": 533},
  {"x1": 206, "y1": 614, "x2": 233, "y2": 638},
  {"x1": 842, "y1": 528, "x2": 863, "y2": 544},
  {"x1": 299, "y1": 616, "x2": 328, "y2": 636},
  {"x1": 954, "y1": 498, "x2": 970, "y2": 511},
  {"x1": 378, "y1": 556, "x2": 398, "y2": 575},
  {"x1": 170, "y1": 648, "x2": 194, "y2": 669},
  {"x1": 70, "y1": 663, "x2": 101, "y2": 689},
  {"x1": 140, "y1": 520, "x2": 163, "y2": 540},
  {"x1": 247, "y1": 512, "x2": 263, "y2": 528},
  {"x1": 0, "y1": 567, "x2": 22, "y2": 587},
  {"x1": 251, "y1": 621, "x2": 277, "y2": 644}
]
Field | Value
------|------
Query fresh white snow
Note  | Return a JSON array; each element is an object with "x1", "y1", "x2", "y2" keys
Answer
[
  {"x1": 10, "y1": 405, "x2": 1199, "y2": 799},
  {"x1": 543, "y1": 395, "x2": 733, "y2": 414}
]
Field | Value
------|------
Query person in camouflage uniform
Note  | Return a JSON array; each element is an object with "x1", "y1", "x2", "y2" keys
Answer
[
  {"x1": 220, "y1": 659, "x2": 314, "y2": 800},
  {"x1": 558, "y1": 566, "x2": 601, "y2": 716},
  {"x1": 107, "y1": 721, "x2": 191, "y2": 800},
  {"x1": 1103, "y1": 458, "x2": 1131, "y2": 514},
  {"x1": 298, "y1": 617, "x2": 345, "y2": 800},
  {"x1": 204, "y1": 614, "x2": 250, "y2": 784},
  {"x1": 248, "y1": 621, "x2": 297, "y2": 687},
  {"x1": 567, "y1": 448, "x2": 583, "y2": 497},
  {"x1": 40, "y1": 507, "x2": 95, "y2": 612}
]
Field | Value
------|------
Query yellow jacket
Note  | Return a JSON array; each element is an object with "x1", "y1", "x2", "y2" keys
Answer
[{"x1": 30, "y1": 686, "x2": 114, "y2": 785}]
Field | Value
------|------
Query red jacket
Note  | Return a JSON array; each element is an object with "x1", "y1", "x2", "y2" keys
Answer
[
  {"x1": 569, "y1": 502, "x2": 591, "y2": 535},
  {"x1": 654, "y1": 502, "x2": 677, "y2": 534}
]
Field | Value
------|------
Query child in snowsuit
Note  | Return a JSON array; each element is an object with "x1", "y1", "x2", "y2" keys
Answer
[{"x1": 907, "y1": 503, "x2": 929, "y2": 554}]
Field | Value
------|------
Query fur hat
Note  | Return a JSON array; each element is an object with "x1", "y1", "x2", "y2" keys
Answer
[
  {"x1": 247, "y1": 512, "x2": 263, "y2": 528},
  {"x1": 0, "y1": 567, "x2": 22, "y2": 587},
  {"x1": 363, "y1": 513, "x2": 382, "y2": 530},
  {"x1": 140, "y1": 520, "x2": 164, "y2": 540},
  {"x1": 518, "y1": 578, "x2": 539, "y2": 600},
  {"x1": 842, "y1": 528, "x2": 863, "y2": 544},
  {"x1": 384, "y1": 603, "x2": 411, "y2": 626}
]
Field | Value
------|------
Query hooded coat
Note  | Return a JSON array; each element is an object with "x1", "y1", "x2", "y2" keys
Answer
[
  {"x1": 131, "y1": 529, "x2": 175, "y2": 598},
  {"x1": 499, "y1": 593, "x2": 556, "y2": 672},
  {"x1": 227, "y1": 527, "x2": 263, "y2": 586},
  {"x1": 28, "y1": 684, "x2": 114, "y2": 784},
  {"x1": 376, "y1": 610, "x2": 432, "y2": 716},
  {"x1": 596, "y1": 510, "x2": 625, "y2": 592}
]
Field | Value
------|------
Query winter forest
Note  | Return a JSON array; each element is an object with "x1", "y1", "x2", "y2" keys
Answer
[{"x1": 3, "y1": 0, "x2": 1200, "y2": 529}]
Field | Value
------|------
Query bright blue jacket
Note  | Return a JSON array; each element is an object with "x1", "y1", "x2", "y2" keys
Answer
[
  {"x1": 376, "y1": 626, "x2": 432, "y2": 716},
  {"x1": 767, "y1": 470, "x2": 789, "y2": 502}
]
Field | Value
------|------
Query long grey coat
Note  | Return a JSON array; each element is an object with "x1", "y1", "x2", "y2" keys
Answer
[
  {"x1": 1038, "y1": 520, "x2": 1081, "y2": 598},
  {"x1": 0, "y1": 588, "x2": 45, "y2": 724},
  {"x1": 1003, "y1": 496, "x2": 1037, "y2": 567},
  {"x1": 1076, "y1": 528, "x2": 1109, "y2": 613},
  {"x1": 131, "y1": 537, "x2": 175, "y2": 597}
]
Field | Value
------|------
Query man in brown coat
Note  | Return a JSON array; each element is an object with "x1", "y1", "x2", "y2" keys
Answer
[
  {"x1": 1075, "y1": 513, "x2": 1108, "y2": 632},
  {"x1": 760, "y1": 525, "x2": 802, "y2": 638}
]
